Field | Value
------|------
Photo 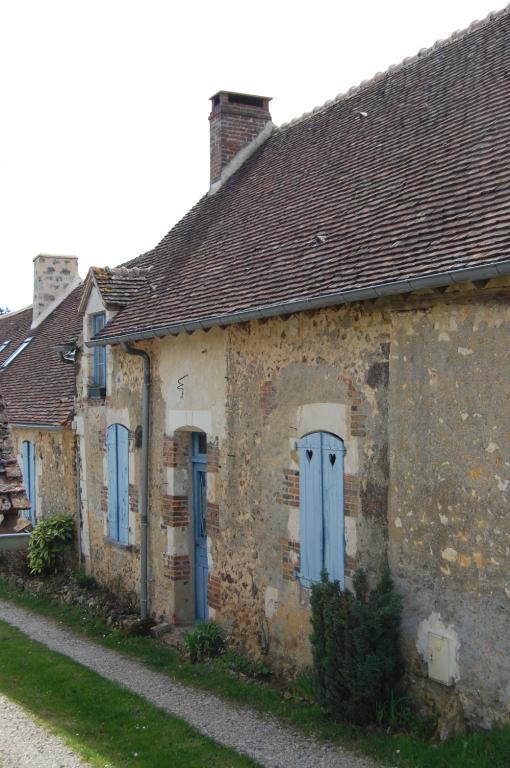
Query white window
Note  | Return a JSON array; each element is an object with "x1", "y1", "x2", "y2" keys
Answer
[{"x1": 0, "y1": 340, "x2": 10, "y2": 353}]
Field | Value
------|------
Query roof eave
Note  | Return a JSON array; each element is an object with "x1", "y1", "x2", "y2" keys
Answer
[
  {"x1": 9, "y1": 422, "x2": 65, "y2": 431},
  {"x1": 86, "y1": 258, "x2": 510, "y2": 348}
]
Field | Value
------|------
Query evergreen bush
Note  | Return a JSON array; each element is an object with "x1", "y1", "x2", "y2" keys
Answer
[
  {"x1": 310, "y1": 566, "x2": 402, "y2": 724},
  {"x1": 27, "y1": 515, "x2": 74, "y2": 575}
]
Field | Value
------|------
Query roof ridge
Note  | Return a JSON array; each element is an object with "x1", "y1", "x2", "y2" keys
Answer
[
  {"x1": 279, "y1": 3, "x2": 510, "y2": 130},
  {"x1": 106, "y1": 265, "x2": 153, "y2": 277}
]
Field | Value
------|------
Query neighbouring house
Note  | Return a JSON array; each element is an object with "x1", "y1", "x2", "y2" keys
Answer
[
  {"x1": 0, "y1": 255, "x2": 82, "y2": 529},
  {"x1": 0, "y1": 394, "x2": 32, "y2": 545},
  {"x1": 7, "y1": 7, "x2": 510, "y2": 729}
]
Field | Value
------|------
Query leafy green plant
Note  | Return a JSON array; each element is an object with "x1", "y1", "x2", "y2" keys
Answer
[
  {"x1": 376, "y1": 691, "x2": 436, "y2": 738},
  {"x1": 71, "y1": 567, "x2": 98, "y2": 590},
  {"x1": 183, "y1": 620, "x2": 225, "y2": 663},
  {"x1": 212, "y1": 651, "x2": 271, "y2": 679},
  {"x1": 27, "y1": 515, "x2": 74, "y2": 575},
  {"x1": 310, "y1": 566, "x2": 402, "y2": 724},
  {"x1": 292, "y1": 670, "x2": 316, "y2": 703}
]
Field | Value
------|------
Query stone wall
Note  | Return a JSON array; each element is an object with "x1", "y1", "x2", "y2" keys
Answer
[
  {"x1": 216, "y1": 306, "x2": 390, "y2": 668},
  {"x1": 77, "y1": 279, "x2": 510, "y2": 726}
]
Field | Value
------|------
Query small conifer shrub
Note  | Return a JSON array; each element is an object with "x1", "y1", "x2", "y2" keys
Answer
[{"x1": 310, "y1": 567, "x2": 402, "y2": 724}]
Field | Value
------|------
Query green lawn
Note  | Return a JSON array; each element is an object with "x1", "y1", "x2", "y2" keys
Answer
[
  {"x1": 0, "y1": 579, "x2": 509, "y2": 768},
  {"x1": 0, "y1": 620, "x2": 257, "y2": 768}
]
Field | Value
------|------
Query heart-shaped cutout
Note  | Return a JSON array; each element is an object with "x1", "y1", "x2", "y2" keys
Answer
[
  {"x1": 306, "y1": 449, "x2": 313, "y2": 462},
  {"x1": 329, "y1": 453, "x2": 336, "y2": 466}
]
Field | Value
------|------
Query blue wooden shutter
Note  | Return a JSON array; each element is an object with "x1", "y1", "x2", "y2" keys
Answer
[
  {"x1": 321, "y1": 433, "x2": 345, "y2": 587},
  {"x1": 117, "y1": 425, "x2": 129, "y2": 545},
  {"x1": 93, "y1": 314, "x2": 106, "y2": 387},
  {"x1": 21, "y1": 440, "x2": 36, "y2": 524},
  {"x1": 298, "y1": 433, "x2": 323, "y2": 585},
  {"x1": 106, "y1": 425, "x2": 119, "y2": 539}
]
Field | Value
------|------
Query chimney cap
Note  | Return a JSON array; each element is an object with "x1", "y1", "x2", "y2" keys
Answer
[
  {"x1": 210, "y1": 91, "x2": 272, "y2": 111},
  {"x1": 33, "y1": 254, "x2": 78, "y2": 263}
]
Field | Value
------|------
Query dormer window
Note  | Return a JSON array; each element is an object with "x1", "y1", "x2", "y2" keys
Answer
[
  {"x1": 0, "y1": 340, "x2": 10, "y2": 354},
  {"x1": 0, "y1": 337, "x2": 33, "y2": 369},
  {"x1": 88, "y1": 313, "x2": 107, "y2": 399}
]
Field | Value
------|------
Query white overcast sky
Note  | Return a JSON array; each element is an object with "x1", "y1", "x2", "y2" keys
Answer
[{"x1": 0, "y1": 0, "x2": 504, "y2": 310}]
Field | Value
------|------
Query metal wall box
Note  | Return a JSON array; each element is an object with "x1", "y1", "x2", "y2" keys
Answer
[{"x1": 427, "y1": 632, "x2": 453, "y2": 686}]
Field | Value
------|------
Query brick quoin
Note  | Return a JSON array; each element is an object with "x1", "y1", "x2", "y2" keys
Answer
[
  {"x1": 207, "y1": 441, "x2": 219, "y2": 473},
  {"x1": 163, "y1": 554, "x2": 191, "y2": 581},
  {"x1": 100, "y1": 486, "x2": 108, "y2": 513},
  {"x1": 207, "y1": 574, "x2": 221, "y2": 610},
  {"x1": 162, "y1": 495, "x2": 189, "y2": 527},
  {"x1": 129, "y1": 484, "x2": 138, "y2": 512},
  {"x1": 343, "y1": 377, "x2": 367, "y2": 437},
  {"x1": 344, "y1": 474, "x2": 361, "y2": 515},
  {"x1": 259, "y1": 380, "x2": 276, "y2": 420},
  {"x1": 282, "y1": 540, "x2": 300, "y2": 581},
  {"x1": 206, "y1": 502, "x2": 220, "y2": 534},
  {"x1": 276, "y1": 468, "x2": 299, "y2": 507},
  {"x1": 162, "y1": 435, "x2": 177, "y2": 468}
]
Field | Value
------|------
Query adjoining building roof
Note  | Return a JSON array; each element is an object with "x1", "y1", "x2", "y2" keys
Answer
[
  {"x1": 95, "y1": 6, "x2": 510, "y2": 343},
  {"x1": 0, "y1": 288, "x2": 83, "y2": 427}
]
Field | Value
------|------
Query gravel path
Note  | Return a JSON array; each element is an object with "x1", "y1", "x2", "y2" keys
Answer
[
  {"x1": 0, "y1": 600, "x2": 377, "y2": 768},
  {"x1": 0, "y1": 693, "x2": 91, "y2": 768}
]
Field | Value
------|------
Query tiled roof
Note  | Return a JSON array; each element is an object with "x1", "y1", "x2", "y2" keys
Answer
[
  {"x1": 98, "y1": 7, "x2": 510, "y2": 341},
  {"x1": 0, "y1": 396, "x2": 30, "y2": 533},
  {"x1": 87, "y1": 266, "x2": 152, "y2": 310},
  {"x1": 0, "y1": 288, "x2": 83, "y2": 426}
]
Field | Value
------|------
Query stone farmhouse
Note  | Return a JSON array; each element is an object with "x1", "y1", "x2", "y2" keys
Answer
[
  {"x1": 0, "y1": 256, "x2": 82, "y2": 530},
  {"x1": 1, "y1": 7, "x2": 510, "y2": 728}
]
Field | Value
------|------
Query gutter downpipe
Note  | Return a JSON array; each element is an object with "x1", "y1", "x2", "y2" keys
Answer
[
  {"x1": 75, "y1": 438, "x2": 82, "y2": 568},
  {"x1": 121, "y1": 343, "x2": 151, "y2": 621}
]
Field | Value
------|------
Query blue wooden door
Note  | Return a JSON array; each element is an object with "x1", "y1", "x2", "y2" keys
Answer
[
  {"x1": 192, "y1": 433, "x2": 208, "y2": 621},
  {"x1": 298, "y1": 432, "x2": 344, "y2": 587},
  {"x1": 21, "y1": 440, "x2": 36, "y2": 524},
  {"x1": 106, "y1": 424, "x2": 129, "y2": 544}
]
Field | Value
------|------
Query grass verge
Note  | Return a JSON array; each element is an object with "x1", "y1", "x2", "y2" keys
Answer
[
  {"x1": 0, "y1": 579, "x2": 509, "y2": 768},
  {"x1": 0, "y1": 619, "x2": 257, "y2": 768}
]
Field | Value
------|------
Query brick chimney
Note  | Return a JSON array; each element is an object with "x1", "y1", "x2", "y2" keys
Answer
[
  {"x1": 209, "y1": 91, "x2": 272, "y2": 185},
  {"x1": 32, "y1": 254, "x2": 80, "y2": 328}
]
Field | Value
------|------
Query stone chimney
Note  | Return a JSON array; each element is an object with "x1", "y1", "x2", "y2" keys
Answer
[
  {"x1": 209, "y1": 91, "x2": 272, "y2": 185},
  {"x1": 32, "y1": 254, "x2": 80, "y2": 328}
]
